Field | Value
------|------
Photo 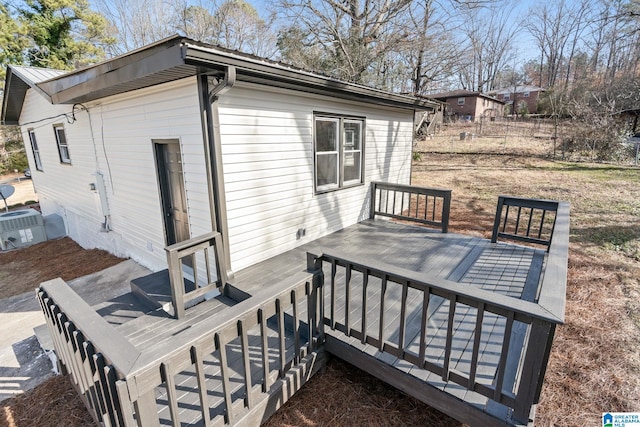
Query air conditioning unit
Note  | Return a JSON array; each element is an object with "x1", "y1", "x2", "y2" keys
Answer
[{"x1": 0, "y1": 209, "x2": 47, "y2": 250}]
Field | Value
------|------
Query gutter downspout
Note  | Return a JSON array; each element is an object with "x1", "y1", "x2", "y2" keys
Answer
[{"x1": 198, "y1": 66, "x2": 236, "y2": 282}]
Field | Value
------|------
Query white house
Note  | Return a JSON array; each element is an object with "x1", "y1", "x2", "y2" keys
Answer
[{"x1": 1, "y1": 36, "x2": 438, "y2": 275}]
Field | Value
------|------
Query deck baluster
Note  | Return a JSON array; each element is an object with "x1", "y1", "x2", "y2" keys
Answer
[
  {"x1": 190, "y1": 344, "x2": 213, "y2": 427},
  {"x1": 237, "y1": 319, "x2": 253, "y2": 409},
  {"x1": 378, "y1": 275, "x2": 387, "y2": 351},
  {"x1": 276, "y1": 298, "x2": 286, "y2": 377},
  {"x1": 214, "y1": 332, "x2": 234, "y2": 424},
  {"x1": 345, "y1": 264, "x2": 352, "y2": 334},
  {"x1": 418, "y1": 288, "x2": 430, "y2": 363},
  {"x1": 361, "y1": 272, "x2": 369, "y2": 344},
  {"x1": 493, "y1": 311, "x2": 515, "y2": 402},
  {"x1": 442, "y1": 295, "x2": 457, "y2": 381},
  {"x1": 258, "y1": 309, "x2": 270, "y2": 393},
  {"x1": 291, "y1": 290, "x2": 301, "y2": 363},
  {"x1": 468, "y1": 303, "x2": 485, "y2": 390}
]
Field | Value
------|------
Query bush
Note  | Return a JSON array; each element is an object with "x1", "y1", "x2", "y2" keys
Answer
[{"x1": 6, "y1": 151, "x2": 28, "y2": 172}]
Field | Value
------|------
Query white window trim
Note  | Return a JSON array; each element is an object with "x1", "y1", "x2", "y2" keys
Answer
[
  {"x1": 53, "y1": 124, "x2": 71, "y2": 164},
  {"x1": 524, "y1": 91, "x2": 530, "y2": 97},
  {"x1": 314, "y1": 114, "x2": 365, "y2": 193},
  {"x1": 457, "y1": 97, "x2": 465, "y2": 105},
  {"x1": 28, "y1": 130, "x2": 43, "y2": 171}
]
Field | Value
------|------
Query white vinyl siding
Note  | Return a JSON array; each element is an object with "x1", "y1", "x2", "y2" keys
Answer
[
  {"x1": 18, "y1": 77, "x2": 414, "y2": 274},
  {"x1": 219, "y1": 83, "x2": 413, "y2": 271},
  {"x1": 19, "y1": 78, "x2": 204, "y2": 271}
]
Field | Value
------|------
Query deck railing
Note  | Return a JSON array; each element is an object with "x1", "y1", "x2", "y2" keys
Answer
[
  {"x1": 370, "y1": 181, "x2": 451, "y2": 232},
  {"x1": 165, "y1": 231, "x2": 229, "y2": 318},
  {"x1": 308, "y1": 199, "x2": 568, "y2": 424},
  {"x1": 491, "y1": 196, "x2": 559, "y2": 250},
  {"x1": 37, "y1": 269, "x2": 324, "y2": 427},
  {"x1": 37, "y1": 279, "x2": 140, "y2": 427}
]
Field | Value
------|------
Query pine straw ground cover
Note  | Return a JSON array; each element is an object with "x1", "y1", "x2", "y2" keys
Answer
[{"x1": 2, "y1": 150, "x2": 639, "y2": 426}]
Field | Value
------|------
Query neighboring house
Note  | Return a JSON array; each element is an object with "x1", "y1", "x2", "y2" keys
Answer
[
  {"x1": 428, "y1": 89, "x2": 504, "y2": 122},
  {"x1": 1, "y1": 36, "x2": 438, "y2": 275},
  {"x1": 489, "y1": 85, "x2": 545, "y2": 115}
]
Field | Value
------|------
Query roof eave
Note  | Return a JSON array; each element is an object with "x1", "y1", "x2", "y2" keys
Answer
[
  {"x1": 183, "y1": 43, "x2": 438, "y2": 111},
  {"x1": 5, "y1": 35, "x2": 438, "y2": 115}
]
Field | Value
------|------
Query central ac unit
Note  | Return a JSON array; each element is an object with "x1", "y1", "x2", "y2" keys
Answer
[{"x1": 0, "y1": 209, "x2": 47, "y2": 250}]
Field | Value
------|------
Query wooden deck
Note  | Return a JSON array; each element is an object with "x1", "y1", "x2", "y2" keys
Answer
[
  {"x1": 36, "y1": 189, "x2": 568, "y2": 427},
  {"x1": 232, "y1": 219, "x2": 547, "y2": 425}
]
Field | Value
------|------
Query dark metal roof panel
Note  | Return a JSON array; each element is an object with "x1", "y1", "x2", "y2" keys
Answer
[
  {"x1": 1, "y1": 65, "x2": 65, "y2": 125},
  {"x1": 3, "y1": 35, "x2": 439, "y2": 124}
]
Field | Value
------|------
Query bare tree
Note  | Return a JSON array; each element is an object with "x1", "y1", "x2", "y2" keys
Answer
[
  {"x1": 276, "y1": 0, "x2": 414, "y2": 83},
  {"x1": 525, "y1": 0, "x2": 592, "y2": 89},
  {"x1": 457, "y1": 3, "x2": 518, "y2": 92},
  {"x1": 95, "y1": 0, "x2": 277, "y2": 58},
  {"x1": 404, "y1": 0, "x2": 462, "y2": 95}
]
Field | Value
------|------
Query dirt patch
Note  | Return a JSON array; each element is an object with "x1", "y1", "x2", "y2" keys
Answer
[{"x1": 0, "y1": 237, "x2": 124, "y2": 300}]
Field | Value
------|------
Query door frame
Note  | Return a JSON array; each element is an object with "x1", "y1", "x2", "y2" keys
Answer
[{"x1": 153, "y1": 138, "x2": 190, "y2": 247}]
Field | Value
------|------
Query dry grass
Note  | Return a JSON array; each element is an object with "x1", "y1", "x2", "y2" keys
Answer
[
  {"x1": 0, "y1": 375, "x2": 95, "y2": 427},
  {"x1": 0, "y1": 237, "x2": 124, "y2": 300}
]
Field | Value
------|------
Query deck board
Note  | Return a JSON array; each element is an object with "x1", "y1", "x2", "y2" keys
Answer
[
  {"x1": 82, "y1": 219, "x2": 545, "y2": 426},
  {"x1": 231, "y1": 219, "x2": 544, "y2": 424}
]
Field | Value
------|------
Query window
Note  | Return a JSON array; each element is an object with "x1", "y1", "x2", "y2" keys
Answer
[
  {"x1": 28, "y1": 130, "x2": 43, "y2": 171},
  {"x1": 314, "y1": 114, "x2": 364, "y2": 192},
  {"x1": 524, "y1": 91, "x2": 530, "y2": 97},
  {"x1": 457, "y1": 97, "x2": 465, "y2": 105},
  {"x1": 53, "y1": 125, "x2": 71, "y2": 164},
  {"x1": 504, "y1": 94, "x2": 510, "y2": 100}
]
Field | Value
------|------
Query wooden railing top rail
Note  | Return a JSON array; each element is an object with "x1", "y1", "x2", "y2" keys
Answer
[
  {"x1": 125, "y1": 269, "x2": 316, "y2": 386},
  {"x1": 370, "y1": 181, "x2": 452, "y2": 233},
  {"x1": 536, "y1": 200, "x2": 570, "y2": 323},
  {"x1": 307, "y1": 248, "x2": 563, "y2": 324},
  {"x1": 164, "y1": 231, "x2": 220, "y2": 255},
  {"x1": 39, "y1": 278, "x2": 141, "y2": 375},
  {"x1": 371, "y1": 181, "x2": 453, "y2": 198}
]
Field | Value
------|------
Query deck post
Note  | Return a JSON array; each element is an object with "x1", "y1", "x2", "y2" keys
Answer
[
  {"x1": 307, "y1": 252, "x2": 325, "y2": 348},
  {"x1": 513, "y1": 319, "x2": 555, "y2": 424},
  {"x1": 369, "y1": 181, "x2": 377, "y2": 219}
]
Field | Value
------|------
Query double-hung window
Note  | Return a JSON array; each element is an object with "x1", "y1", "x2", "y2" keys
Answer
[
  {"x1": 28, "y1": 130, "x2": 43, "y2": 171},
  {"x1": 314, "y1": 114, "x2": 364, "y2": 192},
  {"x1": 53, "y1": 125, "x2": 71, "y2": 164}
]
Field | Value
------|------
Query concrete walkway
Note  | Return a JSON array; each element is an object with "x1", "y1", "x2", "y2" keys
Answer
[{"x1": 0, "y1": 259, "x2": 151, "y2": 403}]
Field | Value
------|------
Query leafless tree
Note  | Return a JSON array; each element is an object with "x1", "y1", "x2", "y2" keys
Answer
[
  {"x1": 276, "y1": 0, "x2": 414, "y2": 83},
  {"x1": 456, "y1": 3, "x2": 518, "y2": 92}
]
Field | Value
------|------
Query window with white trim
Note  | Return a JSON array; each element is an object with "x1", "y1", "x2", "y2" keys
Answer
[
  {"x1": 28, "y1": 130, "x2": 43, "y2": 171},
  {"x1": 457, "y1": 97, "x2": 465, "y2": 105},
  {"x1": 504, "y1": 94, "x2": 510, "y2": 100},
  {"x1": 524, "y1": 91, "x2": 530, "y2": 97},
  {"x1": 53, "y1": 125, "x2": 71, "y2": 164},
  {"x1": 314, "y1": 114, "x2": 364, "y2": 192}
]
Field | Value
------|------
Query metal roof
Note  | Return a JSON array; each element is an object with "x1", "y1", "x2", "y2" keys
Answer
[
  {"x1": 2, "y1": 66, "x2": 66, "y2": 125},
  {"x1": 2, "y1": 36, "x2": 439, "y2": 125}
]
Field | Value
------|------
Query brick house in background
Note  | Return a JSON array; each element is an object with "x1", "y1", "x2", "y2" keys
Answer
[
  {"x1": 428, "y1": 89, "x2": 505, "y2": 122},
  {"x1": 488, "y1": 85, "x2": 544, "y2": 115}
]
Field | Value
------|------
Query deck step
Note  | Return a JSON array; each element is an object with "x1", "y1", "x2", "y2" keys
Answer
[{"x1": 130, "y1": 269, "x2": 197, "y2": 313}]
